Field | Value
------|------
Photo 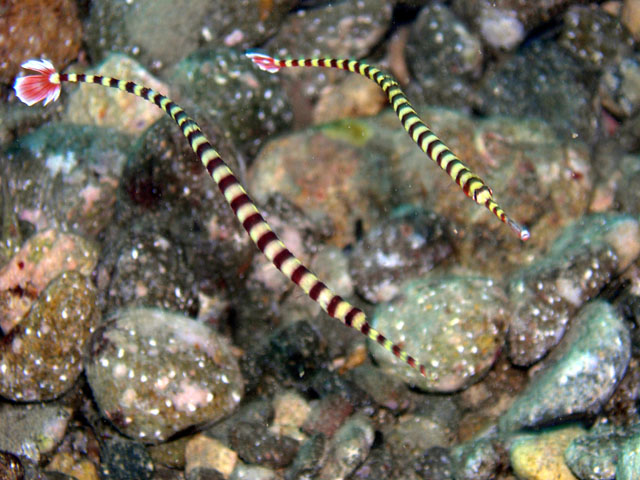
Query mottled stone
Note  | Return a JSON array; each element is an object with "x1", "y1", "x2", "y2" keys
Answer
[
  {"x1": 405, "y1": 3, "x2": 483, "y2": 108},
  {"x1": 349, "y1": 207, "x2": 453, "y2": 303},
  {"x1": 479, "y1": 40, "x2": 597, "y2": 140},
  {"x1": 5, "y1": 124, "x2": 130, "y2": 237},
  {"x1": 0, "y1": 451, "x2": 23, "y2": 480},
  {"x1": 508, "y1": 214, "x2": 639, "y2": 366},
  {"x1": 451, "y1": 438, "x2": 502, "y2": 480},
  {"x1": 185, "y1": 435, "x2": 237, "y2": 479},
  {"x1": 0, "y1": 403, "x2": 72, "y2": 462},
  {"x1": 560, "y1": 5, "x2": 634, "y2": 70},
  {"x1": 618, "y1": 431, "x2": 640, "y2": 480},
  {"x1": 99, "y1": 438, "x2": 154, "y2": 480},
  {"x1": 85, "y1": 0, "x2": 294, "y2": 70},
  {"x1": 229, "y1": 421, "x2": 299, "y2": 468},
  {"x1": 95, "y1": 229, "x2": 199, "y2": 316},
  {"x1": 46, "y1": 451, "x2": 100, "y2": 480},
  {"x1": 64, "y1": 54, "x2": 167, "y2": 135},
  {"x1": 0, "y1": 271, "x2": 98, "y2": 401},
  {"x1": 317, "y1": 414, "x2": 374, "y2": 480},
  {"x1": 265, "y1": 0, "x2": 392, "y2": 72},
  {"x1": 384, "y1": 413, "x2": 455, "y2": 461},
  {"x1": 510, "y1": 425, "x2": 586, "y2": 480},
  {"x1": 170, "y1": 48, "x2": 292, "y2": 157},
  {"x1": 409, "y1": 447, "x2": 453, "y2": 480},
  {"x1": 285, "y1": 434, "x2": 326, "y2": 480},
  {"x1": 600, "y1": 55, "x2": 640, "y2": 119},
  {"x1": 1, "y1": 0, "x2": 81, "y2": 84},
  {"x1": 565, "y1": 423, "x2": 640, "y2": 480},
  {"x1": 85, "y1": 308, "x2": 244, "y2": 443},
  {"x1": 500, "y1": 301, "x2": 630, "y2": 432},
  {"x1": 230, "y1": 464, "x2": 279, "y2": 480},
  {"x1": 0, "y1": 229, "x2": 98, "y2": 334},
  {"x1": 371, "y1": 275, "x2": 507, "y2": 391}
]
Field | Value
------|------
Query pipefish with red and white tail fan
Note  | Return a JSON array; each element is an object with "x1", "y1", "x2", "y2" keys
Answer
[
  {"x1": 245, "y1": 51, "x2": 530, "y2": 242},
  {"x1": 14, "y1": 58, "x2": 429, "y2": 378}
]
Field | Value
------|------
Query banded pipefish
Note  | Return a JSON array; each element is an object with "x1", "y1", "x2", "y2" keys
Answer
[
  {"x1": 14, "y1": 59, "x2": 428, "y2": 377},
  {"x1": 246, "y1": 51, "x2": 530, "y2": 242}
]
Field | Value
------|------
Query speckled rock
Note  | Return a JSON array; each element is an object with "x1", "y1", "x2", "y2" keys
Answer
[
  {"x1": 229, "y1": 421, "x2": 299, "y2": 468},
  {"x1": 451, "y1": 438, "x2": 502, "y2": 480},
  {"x1": 0, "y1": 403, "x2": 72, "y2": 462},
  {"x1": 85, "y1": 0, "x2": 295, "y2": 71},
  {"x1": 99, "y1": 438, "x2": 154, "y2": 480},
  {"x1": 412, "y1": 446, "x2": 453, "y2": 480},
  {"x1": 0, "y1": 229, "x2": 98, "y2": 334},
  {"x1": 371, "y1": 275, "x2": 508, "y2": 391},
  {"x1": 405, "y1": 2, "x2": 483, "y2": 108},
  {"x1": 64, "y1": 54, "x2": 168, "y2": 135},
  {"x1": 263, "y1": 0, "x2": 393, "y2": 99},
  {"x1": 618, "y1": 431, "x2": 640, "y2": 480},
  {"x1": 600, "y1": 55, "x2": 640, "y2": 119},
  {"x1": 565, "y1": 423, "x2": 640, "y2": 480},
  {"x1": 559, "y1": 5, "x2": 634, "y2": 70},
  {"x1": 316, "y1": 414, "x2": 374, "y2": 480},
  {"x1": 508, "y1": 213, "x2": 640, "y2": 366},
  {"x1": 452, "y1": 0, "x2": 576, "y2": 49},
  {"x1": 479, "y1": 40, "x2": 597, "y2": 140},
  {"x1": 383, "y1": 412, "x2": 455, "y2": 461},
  {"x1": 0, "y1": 271, "x2": 98, "y2": 401},
  {"x1": 85, "y1": 308, "x2": 244, "y2": 443},
  {"x1": 348, "y1": 206, "x2": 454, "y2": 303},
  {"x1": 95, "y1": 228, "x2": 199, "y2": 316},
  {"x1": 5, "y1": 125, "x2": 130, "y2": 237},
  {"x1": 1, "y1": 0, "x2": 81, "y2": 84},
  {"x1": 500, "y1": 301, "x2": 630, "y2": 432},
  {"x1": 120, "y1": 110, "x2": 253, "y2": 297},
  {"x1": 510, "y1": 424, "x2": 586, "y2": 480},
  {"x1": 170, "y1": 48, "x2": 292, "y2": 158}
]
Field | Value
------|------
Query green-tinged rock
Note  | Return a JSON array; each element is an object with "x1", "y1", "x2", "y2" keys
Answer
[
  {"x1": 618, "y1": 431, "x2": 640, "y2": 480},
  {"x1": 371, "y1": 275, "x2": 507, "y2": 391},
  {"x1": 508, "y1": 213, "x2": 639, "y2": 366},
  {"x1": 565, "y1": 423, "x2": 640, "y2": 480},
  {"x1": 85, "y1": 308, "x2": 244, "y2": 444},
  {"x1": 500, "y1": 301, "x2": 630, "y2": 432}
]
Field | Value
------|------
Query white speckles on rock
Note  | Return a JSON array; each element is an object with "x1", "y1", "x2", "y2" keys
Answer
[
  {"x1": 85, "y1": 307, "x2": 244, "y2": 443},
  {"x1": 372, "y1": 275, "x2": 507, "y2": 392}
]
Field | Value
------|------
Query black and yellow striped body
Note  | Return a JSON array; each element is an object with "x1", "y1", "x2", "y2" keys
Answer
[
  {"x1": 58, "y1": 72, "x2": 427, "y2": 377},
  {"x1": 272, "y1": 58, "x2": 529, "y2": 241}
]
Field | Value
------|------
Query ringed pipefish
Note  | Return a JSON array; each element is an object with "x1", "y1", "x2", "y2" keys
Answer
[{"x1": 14, "y1": 54, "x2": 529, "y2": 378}]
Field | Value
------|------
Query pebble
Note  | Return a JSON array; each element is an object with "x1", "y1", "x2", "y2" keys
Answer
[
  {"x1": 565, "y1": 423, "x2": 640, "y2": 480},
  {"x1": 500, "y1": 301, "x2": 630, "y2": 432},
  {"x1": 1, "y1": 0, "x2": 81, "y2": 84},
  {"x1": 348, "y1": 206, "x2": 454, "y2": 303},
  {"x1": 85, "y1": 308, "x2": 244, "y2": 443},
  {"x1": 508, "y1": 213, "x2": 640, "y2": 366},
  {"x1": 371, "y1": 275, "x2": 507, "y2": 391},
  {"x1": 316, "y1": 414, "x2": 374, "y2": 480},
  {"x1": 510, "y1": 424, "x2": 586, "y2": 480},
  {"x1": 185, "y1": 435, "x2": 237, "y2": 479},
  {"x1": 0, "y1": 271, "x2": 98, "y2": 401},
  {"x1": 0, "y1": 229, "x2": 98, "y2": 334},
  {"x1": 0, "y1": 403, "x2": 72, "y2": 462}
]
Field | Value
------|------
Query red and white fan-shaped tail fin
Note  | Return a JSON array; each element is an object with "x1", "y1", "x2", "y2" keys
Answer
[
  {"x1": 14, "y1": 59, "x2": 61, "y2": 106},
  {"x1": 245, "y1": 51, "x2": 281, "y2": 73}
]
